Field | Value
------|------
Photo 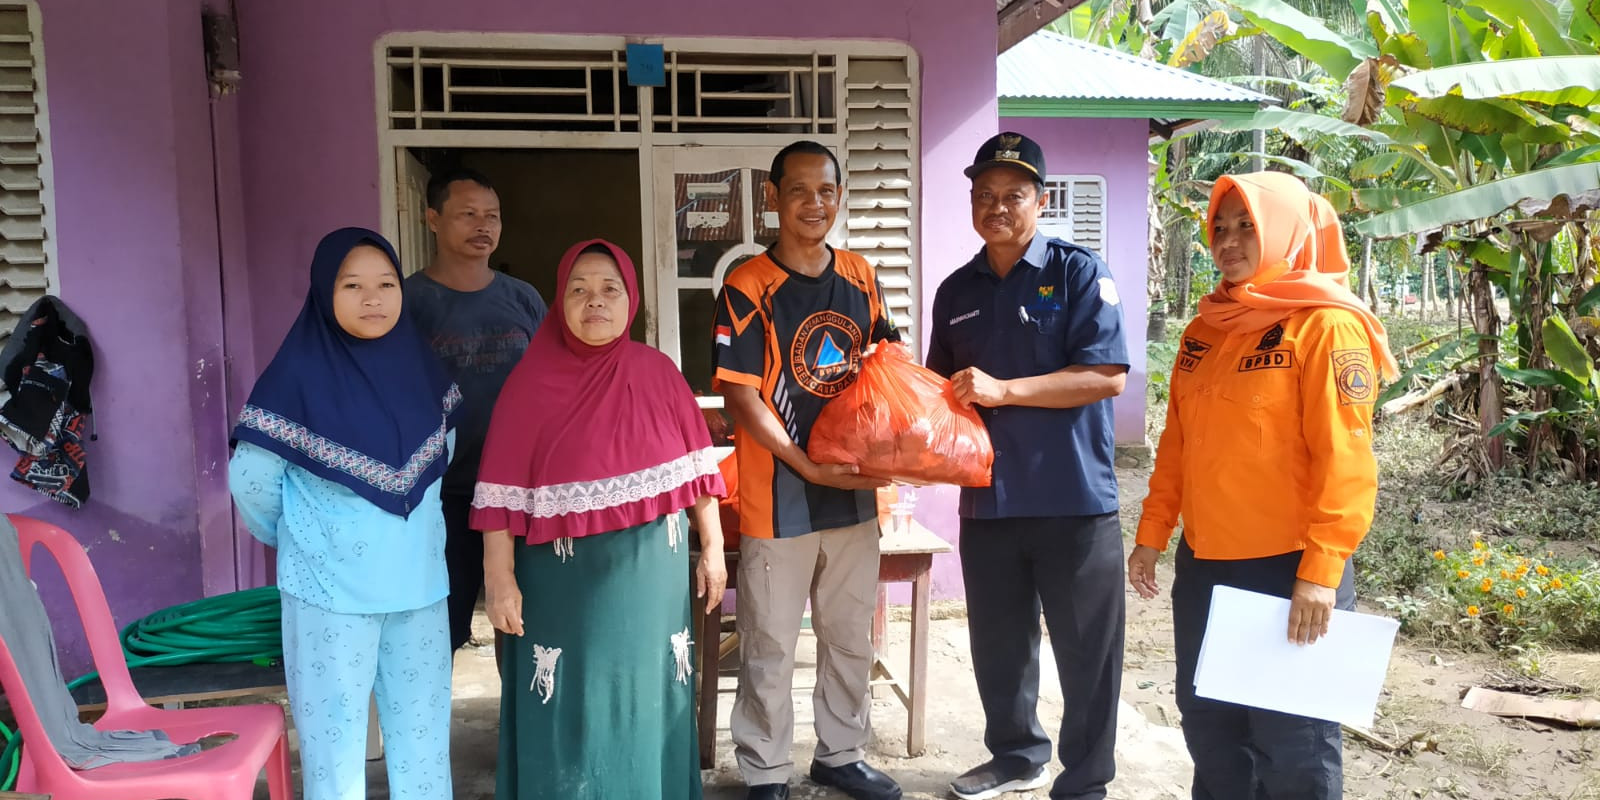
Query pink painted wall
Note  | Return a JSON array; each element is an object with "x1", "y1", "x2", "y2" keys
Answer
[
  {"x1": 22, "y1": 0, "x2": 1156, "y2": 636},
  {"x1": 231, "y1": 0, "x2": 999, "y2": 603},
  {"x1": 18, "y1": 0, "x2": 245, "y2": 672},
  {"x1": 18, "y1": 0, "x2": 1164, "y2": 674},
  {"x1": 1007, "y1": 116, "x2": 1151, "y2": 446}
]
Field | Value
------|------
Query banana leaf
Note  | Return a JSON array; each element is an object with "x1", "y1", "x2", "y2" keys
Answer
[
  {"x1": 1543, "y1": 316, "x2": 1596, "y2": 385},
  {"x1": 1577, "y1": 283, "x2": 1600, "y2": 315},
  {"x1": 1391, "y1": 56, "x2": 1600, "y2": 108},
  {"x1": 1496, "y1": 365, "x2": 1588, "y2": 396},
  {"x1": 1222, "y1": 0, "x2": 1376, "y2": 77},
  {"x1": 1354, "y1": 162, "x2": 1600, "y2": 238},
  {"x1": 1468, "y1": 0, "x2": 1581, "y2": 56},
  {"x1": 1215, "y1": 107, "x2": 1395, "y2": 145}
]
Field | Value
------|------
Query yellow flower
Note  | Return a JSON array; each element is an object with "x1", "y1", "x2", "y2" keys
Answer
[
  {"x1": 1472, "y1": 555, "x2": 1486, "y2": 566},
  {"x1": 1551, "y1": 578, "x2": 1565, "y2": 590},
  {"x1": 1457, "y1": 569, "x2": 1471, "y2": 579},
  {"x1": 1537, "y1": 565, "x2": 1550, "y2": 576},
  {"x1": 1500, "y1": 570, "x2": 1512, "y2": 580},
  {"x1": 1502, "y1": 604, "x2": 1515, "y2": 617},
  {"x1": 1516, "y1": 587, "x2": 1528, "y2": 599},
  {"x1": 1473, "y1": 540, "x2": 1487, "y2": 551},
  {"x1": 1434, "y1": 550, "x2": 1446, "y2": 560},
  {"x1": 1467, "y1": 605, "x2": 1481, "y2": 617},
  {"x1": 1516, "y1": 565, "x2": 1529, "y2": 578},
  {"x1": 1480, "y1": 578, "x2": 1494, "y2": 593}
]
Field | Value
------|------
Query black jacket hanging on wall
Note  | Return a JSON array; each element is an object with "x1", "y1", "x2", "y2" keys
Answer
[{"x1": 0, "y1": 295, "x2": 94, "y2": 508}]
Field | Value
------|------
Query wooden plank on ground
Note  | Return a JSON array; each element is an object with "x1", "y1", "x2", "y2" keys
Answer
[{"x1": 1461, "y1": 686, "x2": 1600, "y2": 728}]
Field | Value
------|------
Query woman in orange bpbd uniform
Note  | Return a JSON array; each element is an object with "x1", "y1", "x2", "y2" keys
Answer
[{"x1": 1128, "y1": 171, "x2": 1398, "y2": 800}]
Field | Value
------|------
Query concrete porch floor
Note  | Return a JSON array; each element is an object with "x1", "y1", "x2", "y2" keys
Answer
[{"x1": 269, "y1": 606, "x2": 1193, "y2": 799}]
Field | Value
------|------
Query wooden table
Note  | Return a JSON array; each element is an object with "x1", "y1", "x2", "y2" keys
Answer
[{"x1": 694, "y1": 521, "x2": 952, "y2": 767}]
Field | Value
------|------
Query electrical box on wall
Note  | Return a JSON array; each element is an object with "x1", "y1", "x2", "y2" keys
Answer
[{"x1": 202, "y1": 7, "x2": 242, "y2": 95}]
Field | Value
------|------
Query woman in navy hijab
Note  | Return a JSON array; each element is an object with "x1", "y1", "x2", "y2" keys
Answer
[{"x1": 229, "y1": 228, "x2": 459, "y2": 800}]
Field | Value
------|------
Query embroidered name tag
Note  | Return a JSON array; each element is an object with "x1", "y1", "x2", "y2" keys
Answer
[
  {"x1": 1238, "y1": 350, "x2": 1294, "y2": 372},
  {"x1": 949, "y1": 309, "x2": 981, "y2": 326}
]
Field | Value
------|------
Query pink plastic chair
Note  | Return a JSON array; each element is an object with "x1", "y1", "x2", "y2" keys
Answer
[{"x1": 0, "y1": 514, "x2": 292, "y2": 800}]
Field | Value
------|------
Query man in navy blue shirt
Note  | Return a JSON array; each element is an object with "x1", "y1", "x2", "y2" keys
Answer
[
  {"x1": 405, "y1": 168, "x2": 547, "y2": 656},
  {"x1": 927, "y1": 133, "x2": 1129, "y2": 800}
]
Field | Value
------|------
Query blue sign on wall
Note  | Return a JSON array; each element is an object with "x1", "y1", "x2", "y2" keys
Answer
[{"x1": 626, "y1": 43, "x2": 666, "y2": 87}]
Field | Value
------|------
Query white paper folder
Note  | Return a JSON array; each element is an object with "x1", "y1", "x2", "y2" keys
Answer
[{"x1": 1194, "y1": 585, "x2": 1400, "y2": 729}]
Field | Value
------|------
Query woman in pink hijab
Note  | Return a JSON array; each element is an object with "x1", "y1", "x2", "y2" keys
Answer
[{"x1": 471, "y1": 239, "x2": 726, "y2": 799}]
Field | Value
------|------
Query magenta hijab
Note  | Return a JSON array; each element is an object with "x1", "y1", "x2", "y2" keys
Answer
[{"x1": 469, "y1": 239, "x2": 723, "y2": 543}]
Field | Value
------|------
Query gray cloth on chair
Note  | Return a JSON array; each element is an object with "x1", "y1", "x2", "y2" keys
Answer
[{"x1": 0, "y1": 516, "x2": 198, "y2": 769}]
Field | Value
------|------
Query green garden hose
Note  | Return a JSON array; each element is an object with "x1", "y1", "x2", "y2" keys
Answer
[
  {"x1": 0, "y1": 586, "x2": 283, "y2": 791},
  {"x1": 1, "y1": 718, "x2": 17, "y2": 792}
]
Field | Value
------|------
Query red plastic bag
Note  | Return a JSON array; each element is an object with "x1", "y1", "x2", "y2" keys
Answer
[{"x1": 807, "y1": 341, "x2": 993, "y2": 487}]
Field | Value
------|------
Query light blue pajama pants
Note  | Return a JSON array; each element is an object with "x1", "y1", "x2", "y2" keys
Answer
[{"x1": 280, "y1": 594, "x2": 453, "y2": 800}]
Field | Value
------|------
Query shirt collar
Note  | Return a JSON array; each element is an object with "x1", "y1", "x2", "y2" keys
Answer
[{"x1": 971, "y1": 232, "x2": 1050, "y2": 278}]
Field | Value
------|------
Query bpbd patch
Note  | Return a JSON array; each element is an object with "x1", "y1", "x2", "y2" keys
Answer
[
  {"x1": 1238, "y1": 349, "x2": 1293, "y2": 372},
  {"x1": 1332, "y1": 348, "x2": 1375, "y2": 405}
]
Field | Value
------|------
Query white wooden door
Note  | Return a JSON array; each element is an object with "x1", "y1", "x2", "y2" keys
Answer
[
  {"x1": 650, "y1": 145, "x2": 846, "y2": 447},
  {"x1": 394, "y1": 149, "x2": 434, "y2": 276}
]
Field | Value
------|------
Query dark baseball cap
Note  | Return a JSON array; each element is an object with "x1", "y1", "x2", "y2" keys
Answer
[{"x1": 963, "y1": 132, "x2": 1046, "y2": 183}]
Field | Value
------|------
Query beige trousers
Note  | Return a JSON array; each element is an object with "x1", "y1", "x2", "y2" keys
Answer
[{"x1": 730, "y1": 518, "x2": 880, "y2": 785}]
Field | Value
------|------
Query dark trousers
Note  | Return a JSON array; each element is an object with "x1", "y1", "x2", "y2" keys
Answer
[
  {"x1": 443, "y1": 492, "x2": 482, "y2": 652},
  {"x1": 1173, "y1": 540, "x2": 1354, "y2": 800},
  {"x1": 959, "y1": 513, "x2": 1124, "y2": 800}
]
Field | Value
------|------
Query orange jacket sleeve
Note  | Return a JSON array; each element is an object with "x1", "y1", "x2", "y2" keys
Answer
[
  {"x1": 1294, "y1": 310, "x2": 1379, "y2": 586},
  {"x1": 1135, "y1": 367, "x2": 1186, "y2": 552}
]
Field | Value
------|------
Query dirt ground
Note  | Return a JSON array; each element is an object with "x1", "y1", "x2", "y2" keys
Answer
[
  {"x1": 259, "y1": 467, "x2": 1600, "y2": 799},
  {"x1": 1112, "y1": 466, "x2": 1600, "y2": 800}
]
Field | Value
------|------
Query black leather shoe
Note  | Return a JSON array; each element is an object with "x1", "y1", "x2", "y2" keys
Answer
[
  {"x1": 746, "y1": 783, "x2": 789, "y2": 800},
  {"x1": 808, "y1": 760, "x2": 903, "y2": 800}
]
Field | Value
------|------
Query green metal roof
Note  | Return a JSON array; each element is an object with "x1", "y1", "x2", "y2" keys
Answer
[{"x1": 999, "y1": 31, "x2": 1272, "y2": 126}]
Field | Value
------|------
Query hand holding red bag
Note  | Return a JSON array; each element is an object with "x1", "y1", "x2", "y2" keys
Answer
[{"x1": 806, "y1": 341, "x2": 993, "y2": 487}]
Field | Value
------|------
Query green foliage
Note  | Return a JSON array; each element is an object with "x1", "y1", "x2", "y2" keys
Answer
[
  {"x1": 1423, "y1": 540, "x2": 1600, "y2": 650},
  {"x1": 1147, "y1": 337, "x2": 1180, "y2": 403},
  {"x1": 1361, "y1": 413, "x2": 1600, "y2": 651}
]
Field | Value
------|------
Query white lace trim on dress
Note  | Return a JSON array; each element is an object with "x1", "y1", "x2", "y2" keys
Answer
[{"x1": 473, "y1": 447, "x2": 720, "y2": 519}]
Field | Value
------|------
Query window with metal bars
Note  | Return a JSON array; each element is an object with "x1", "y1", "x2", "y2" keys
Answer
[
  {"x1": 1040, "y1": 175, "x2": 1107, "y2": 256},
  {"x1": 384, "y1": 46, "x2": 843, "y2": 135},
  {"x1": 652, "y1": 51, "x2": 837, "y2": 134},
  {"x1": 385, "y1": 46, "x2": 642, "y2": 132}
]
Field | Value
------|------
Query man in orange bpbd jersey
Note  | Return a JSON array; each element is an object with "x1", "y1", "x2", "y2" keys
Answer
[{"x1": 711, "y1": 140, "x2": 902, "y2": 800}]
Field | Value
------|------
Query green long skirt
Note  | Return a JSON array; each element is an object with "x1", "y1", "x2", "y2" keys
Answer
[{"x1": 497, "y1": 511, "x2": 702, "y2": 800}]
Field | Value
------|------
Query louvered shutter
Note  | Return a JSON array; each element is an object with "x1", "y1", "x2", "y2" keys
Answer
[
  {"x1": 0, "y1": 4, "x2": 47, "y2": 348},
  {"x1": 843, "y1": 56, "x2": 917, "y2": 350},
  {"x1": 1041, "y1": 175, "x2": 1107, "y2": 256}
]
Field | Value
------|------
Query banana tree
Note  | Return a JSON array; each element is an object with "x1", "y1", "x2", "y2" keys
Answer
[
  {"x1": 1053, "y1": 0, "x2": 1365, "y2": 333},
  {"x1": 1215, "y1": 0, "x2": 1600, "y2": 476}
]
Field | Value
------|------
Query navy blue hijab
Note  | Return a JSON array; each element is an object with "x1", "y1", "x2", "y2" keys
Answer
[{"x1": 233, "y1": 228, "x2": 459, "y2": 518}]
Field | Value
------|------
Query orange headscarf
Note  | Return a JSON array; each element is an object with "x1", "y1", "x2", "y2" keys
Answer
[{"x1": 1197, "y1": 172, "x2": 1398, "y2": 380}]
